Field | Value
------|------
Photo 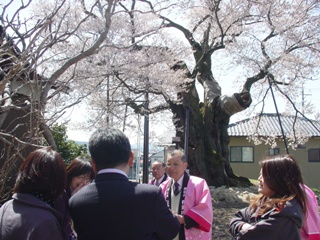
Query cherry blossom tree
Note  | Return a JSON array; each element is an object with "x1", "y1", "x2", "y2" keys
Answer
[
  {"x1": 0, "y1": 0, "x2": 117, "y2": 202},
  {"x1": 27, "y1": 0, "x2": 320, "y2": 186},
  {"x1": 90, "y1": 0, "x2": 320, "y2": 186},
  {"x1": 1, "y1": 0, "x2": 319, "y2": 202}
]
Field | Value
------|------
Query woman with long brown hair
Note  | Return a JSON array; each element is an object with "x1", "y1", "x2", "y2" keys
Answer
[
  {"x1": 230, "y1": 154, "x2": 307, "y2": 240},
  {"x1": 0, "y1": 147, "x2": 67, "y2": 240}
]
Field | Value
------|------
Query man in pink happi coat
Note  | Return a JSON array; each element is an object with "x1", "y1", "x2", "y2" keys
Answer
[
  {"x1": 161, "y1": 149, "x2": 213, "y2": 240},
  {"x1": 301, "y1": 184, "x2": 320, "y2": 240}
]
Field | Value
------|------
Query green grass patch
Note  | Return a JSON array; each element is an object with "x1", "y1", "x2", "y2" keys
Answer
[
  {"x1": 311, "y1": 187, "x2": 320, "y2": 199},
  {"x1": 249, "y1": 179, "x2": 259, "y2": 186}
]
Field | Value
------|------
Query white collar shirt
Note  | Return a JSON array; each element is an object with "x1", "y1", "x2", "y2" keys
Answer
[{"x1": 97, "y1": 168, "x2": 128, "y2": 178}]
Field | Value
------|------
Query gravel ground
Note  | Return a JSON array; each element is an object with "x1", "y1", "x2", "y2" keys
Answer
[
  {"x1": 212, "y1": 201, "x2": 249, "y2": 239},
  {"x1": 211, "y1": 186, "x2": 255, "y2": 239}
]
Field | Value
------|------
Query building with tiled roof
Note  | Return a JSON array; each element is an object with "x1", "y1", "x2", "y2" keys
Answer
[
  {"x1": 228, "y1": 113, "x2": 320, "y2": 187},
  {"x1": 228, "y1": 113, "x2": 320, "y2": 137}
]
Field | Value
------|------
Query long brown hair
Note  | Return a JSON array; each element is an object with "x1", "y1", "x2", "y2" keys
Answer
[{"x1": 250, "y1": 154, "x2": 306, "y2": 215}]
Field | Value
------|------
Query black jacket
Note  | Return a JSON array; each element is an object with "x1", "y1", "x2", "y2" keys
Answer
[
  {"x1": 229, "y1": 199, "x2": 303, "y2": 240},
  {"x1": 69, "y1": 172, "x2": 180, "y2": 240}
]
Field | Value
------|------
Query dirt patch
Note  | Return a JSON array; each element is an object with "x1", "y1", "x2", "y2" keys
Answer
[{"x1": 212, "y1": 201, "x2": 249, "y2": 239}]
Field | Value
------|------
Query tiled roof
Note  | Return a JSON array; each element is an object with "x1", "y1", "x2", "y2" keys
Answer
[{"x1": 228, "y1": 113, "x2": 320, "y2": 137}]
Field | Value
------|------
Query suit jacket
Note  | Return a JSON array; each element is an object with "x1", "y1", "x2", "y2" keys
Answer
[
  {"x1": 148, "y1": 173, "x2": 169, "y2": 186},
  {"x1": 69, "y1": 172, "x2": 180, "y2": 240}
]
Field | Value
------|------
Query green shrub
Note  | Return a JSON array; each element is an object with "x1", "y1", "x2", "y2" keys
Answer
[{"x1": 50, "y1": 124, "x2": 89, "y2": 165}]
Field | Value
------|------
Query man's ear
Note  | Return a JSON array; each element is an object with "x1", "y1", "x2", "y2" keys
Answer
[
  {"x1": 91, "y1": 158, "x2": 98, "y2": 173},
  {"x1": 128, "y1": 151, "x2": 134, "y2": 167},
  {"x1": 184, "y1": 162, "x2": 188, "y2": 169}
]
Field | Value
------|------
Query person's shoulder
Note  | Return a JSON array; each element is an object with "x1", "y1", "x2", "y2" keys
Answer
[
  {"x1": 275, "y1": 199, "x2": 304, "y2": 227},
  {"x1": 76, "y1": 182, "x2": 95, "y2": 193},
  {"x1": 0, "y1": 199, "x2": 13, "y2": 214},
  {"x1": 134, "y1": 183, "x2": 166, "y2": 197},
  {"x1": 69, "y1": 182, "x2": 95, "y2": 201},
  {"x1": 189, "y1": 175, "x2": 207, "y2": 184},
  {"x1": 13, "y1": 195, "x2": 62, "y2": 222},
  {"x1": 279, "y1": 199, "x2": 303, "y2": 218},
  {"x1": 285, "y1": 198, "x2": 301, "y2": 208},
  {"x1": 134, "y1": 182, "x2": 159, "y2": 191},
  {"x1": 34, "y1": 208, "x2": 62, "y2": 224},
  {"x1": 0, "y1": 198, "x2": 13, "y2": 207},
  {"x1": 189, "y1": 175, "x2": 203, "y2": 180}
]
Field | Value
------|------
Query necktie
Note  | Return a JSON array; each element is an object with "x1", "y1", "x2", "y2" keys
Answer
[
  {"x1": 155, "y1": 180, "x2": 159, "y2": 186},
  {"x1": 174, "y1": 182, "x2": 180, "y2": 195}
]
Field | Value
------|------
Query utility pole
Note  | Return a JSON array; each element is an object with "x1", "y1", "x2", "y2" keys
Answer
[
  {"x1": 142, "y1": 92, "x2": 149, "y2": 183},
  {"x1": 104, "y1": 89, "x2": 148, "y2": 182},
  {"x1": 136, "y1": 114, "x2": 141, "y2": 182}
]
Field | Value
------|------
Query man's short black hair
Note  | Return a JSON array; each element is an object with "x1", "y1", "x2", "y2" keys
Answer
[{"x1": 89, "y1": 127, "x2": 131, "y2": 170}]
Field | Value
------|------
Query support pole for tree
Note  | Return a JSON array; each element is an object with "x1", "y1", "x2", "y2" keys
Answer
[
  {"x1": 269, "y1": 76, "x2": 289, "y2": 154},
  {"x1": 184, "y1": 107, "x2": 190, "y2": 162},
  {"x1": 142, "y1": 92, "x2": 149, "y2": 183}
]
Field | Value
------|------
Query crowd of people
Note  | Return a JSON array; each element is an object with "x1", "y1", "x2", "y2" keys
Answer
[{"x1": 0, "y1": 127, "x2": 319, "y2": 240}]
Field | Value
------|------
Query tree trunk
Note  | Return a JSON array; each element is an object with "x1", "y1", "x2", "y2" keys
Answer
[{"x1": 170, "y1": 68, "x2": 252, "y2": 187}]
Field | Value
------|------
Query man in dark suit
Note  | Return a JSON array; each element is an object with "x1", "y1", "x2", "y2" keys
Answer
[
  {"x1": 69, "y1": 127, "x2": 180, "y2": 240},
  {"x1": 148, "y1": 161, "x2": 169, "y2": 186}
]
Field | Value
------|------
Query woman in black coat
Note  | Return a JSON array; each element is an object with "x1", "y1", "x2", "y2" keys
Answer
[{"x1": 229, "y1": 154, "x2": 307, "y2": 240}]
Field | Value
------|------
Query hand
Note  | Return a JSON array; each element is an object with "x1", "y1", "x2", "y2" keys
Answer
[
  {"x1": 241, "y1": 223, "x2": 252, "y2": 231},
  {"x1": 172, "y1": 211, "x2": 185, "y2": 224}
]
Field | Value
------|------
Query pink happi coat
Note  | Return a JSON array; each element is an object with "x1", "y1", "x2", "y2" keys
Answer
[
  {"x1": 301, "y1": 185, "x2": 320, "y2": 240},
  {"x1": 161, "y1": 175, "x2": 213, "y2": 240}
]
